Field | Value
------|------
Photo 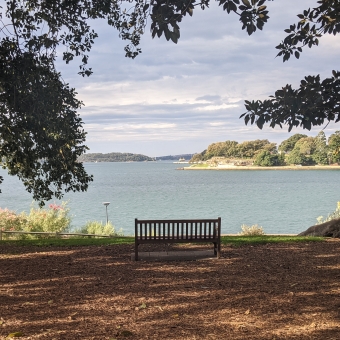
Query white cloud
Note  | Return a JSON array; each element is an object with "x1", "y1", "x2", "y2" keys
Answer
[
  {"x1": 102, "y1": 123, "x2": 176, "y2": 131},
  {"x1": 209, "y1": 122, "x2": 227, "y2": 127},
  {"x1": 195, "y1": 103, "x2": 239, "y2": 111}
]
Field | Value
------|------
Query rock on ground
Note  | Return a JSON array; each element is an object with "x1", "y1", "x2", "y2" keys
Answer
[{"x1": 298, "y1": 218, "x2": 340, "y2": 237}]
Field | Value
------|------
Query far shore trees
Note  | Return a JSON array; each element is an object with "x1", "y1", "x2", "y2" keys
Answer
[
  {"x1": 328, "y1": 131, "x2": 340, "y2": 164},
  {"x1": 78, "y1": 152, "x2": 153, "y2": 162},
  {"x1": 278, "y1": 134, "x2": 308, "y2": 153},
  {"x1": 197, "y1": 139, "x2": 276, "y2": 161},
  {"x1": 312, "y1": 131, "x2": 328, "y2": 165},
  {"x1": 191, "y1": 131, "x2": 340, "y2": 166},
  {"x1": 254, "y1": 151, "x2": 284, "y2": 167}
]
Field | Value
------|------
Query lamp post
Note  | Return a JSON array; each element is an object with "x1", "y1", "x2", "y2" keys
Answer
[{"x1": 103, "y1": 202, "x2": 110, "y2": 225}]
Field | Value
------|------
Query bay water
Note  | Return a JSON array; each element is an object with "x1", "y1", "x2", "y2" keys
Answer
[{"x1": 0, "y1": 162, "x2": 339, "y2": 235}]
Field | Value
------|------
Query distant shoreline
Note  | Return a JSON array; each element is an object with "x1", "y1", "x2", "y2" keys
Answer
[{"x1": 184, "y1": 165, "x2": 340, "y2": 171}]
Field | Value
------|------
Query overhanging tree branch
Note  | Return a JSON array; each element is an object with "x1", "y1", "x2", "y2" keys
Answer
[
  {"x1": 241, "y1": 71, "x2": 340, "y2": 131},
  {"x1": 241, "y1": 1, "x2": 340, "y2": 131}
]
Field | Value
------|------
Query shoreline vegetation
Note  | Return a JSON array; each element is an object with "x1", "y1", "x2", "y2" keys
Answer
[{"x1": 187, "y1": 131, "x2": 340, "y2": 168}]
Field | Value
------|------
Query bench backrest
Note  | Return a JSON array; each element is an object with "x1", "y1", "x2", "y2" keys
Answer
[{"x1": 135, "y1": 218, "x2": 221, "y2": 240}]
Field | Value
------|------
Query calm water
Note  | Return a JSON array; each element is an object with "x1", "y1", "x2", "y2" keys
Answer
[{"x1": 0, "y1": 162, "x2": 339, "y2": 235}]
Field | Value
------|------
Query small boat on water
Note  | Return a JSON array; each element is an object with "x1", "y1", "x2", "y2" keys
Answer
[{"x1": 173, "y1": 158, "x2": 189, "y2": 164}]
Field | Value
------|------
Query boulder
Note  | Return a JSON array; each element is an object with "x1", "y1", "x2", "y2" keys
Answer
[{"x1": 298, "y1": 218, "x2": 340, "y2": 238}]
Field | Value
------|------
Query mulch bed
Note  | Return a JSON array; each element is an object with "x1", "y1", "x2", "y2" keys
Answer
[{"x1": 1, "y1": 240, "x2": 340, "y2": 340}]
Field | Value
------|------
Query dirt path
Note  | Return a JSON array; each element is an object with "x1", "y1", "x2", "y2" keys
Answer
[{"x1": 1, "y1": 240, "x2": 340, "y2": 339}]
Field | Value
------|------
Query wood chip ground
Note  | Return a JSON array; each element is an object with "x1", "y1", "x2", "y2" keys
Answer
[{"x1": 1, "y1": 240, "x2": 340, "y2": 339}]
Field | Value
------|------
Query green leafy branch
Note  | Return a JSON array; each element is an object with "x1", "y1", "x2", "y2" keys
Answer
[
  {"x1": 240, "y1": 71, "x2": 340, "y2": 131},
  {"x1": 276, "y1": 0, "x2": 340, "y2": 62}
]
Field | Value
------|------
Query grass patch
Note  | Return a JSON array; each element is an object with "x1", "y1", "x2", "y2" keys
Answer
[
  {"x1": 221, "y1": 235, "x2": 324, "y2": 247},
  {"x1": 0, "y1": 235, "x2": 324, "y2": 248},
  {"x1": 0, "y1": 236, "x2": 134, "y2": 247}
]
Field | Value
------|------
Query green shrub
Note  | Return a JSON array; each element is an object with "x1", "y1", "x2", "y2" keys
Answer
[
  {"x1": 286, "y1": 149, "x2": 309, "y2": 165},
  {"x1": 24, "y1": 202, "x2": 71, "y2": 234},
  {"x1": 254, "y1": 150, "x2": 283, "y2": 166},
  {"x1": 78, "y1": 221, "x2": 122, "y2": 236},
  {"x1": 238, "y1": 224, "x2": 265, "y2": 236}
]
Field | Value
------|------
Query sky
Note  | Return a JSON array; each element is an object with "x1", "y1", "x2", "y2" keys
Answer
[{"x1": 57, "y1": 0, "x2": 340, "y2": 157}]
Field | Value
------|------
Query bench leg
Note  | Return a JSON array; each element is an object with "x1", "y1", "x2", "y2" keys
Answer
[
  {"x1": 213, "y1": 242, "x2": 221, "y2": 258},
  {"x1": 135, "y1": 242, "x2": 139, "y2": 261}
]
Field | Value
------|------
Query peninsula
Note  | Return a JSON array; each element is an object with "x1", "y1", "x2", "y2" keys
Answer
[{"x1": 186, "y1": 131, "x2": 340, "y2": 169}]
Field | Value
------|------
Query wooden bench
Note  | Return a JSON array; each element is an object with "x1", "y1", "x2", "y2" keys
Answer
[{"x1": 134, "y1": 218, "x2": 221, "y2": 261}]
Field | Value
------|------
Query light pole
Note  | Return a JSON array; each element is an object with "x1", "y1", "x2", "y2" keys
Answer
[{"x1": 103, "y1": 202, "x2": 110, "y2": 225}]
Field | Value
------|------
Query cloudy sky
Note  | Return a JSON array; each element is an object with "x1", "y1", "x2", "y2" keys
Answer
[{"x1": 57, "y1": 0, "x2": 339, "y2": 157}]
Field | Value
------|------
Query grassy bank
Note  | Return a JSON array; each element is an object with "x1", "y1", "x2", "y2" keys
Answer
[
  {"x1": 0, "y1": 235, "x2": 324, "y2": 247},
  {"x1": 0, "y1": 236, "x2": 133, "y2": 247},
  {"x1": 221, "y1": 235, "x2": 323, "y2": 246}
]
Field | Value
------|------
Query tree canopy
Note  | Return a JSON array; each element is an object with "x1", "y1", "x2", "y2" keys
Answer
[
  {"x1": 254, "y1": 150, "x2": 284, "y2": 166},
  {"x1": 328, "y1": 130, "x2": 340, "y2": 163},
  {"x1": 195, "y1": 139, "x2": 276, "y2": 160},
  {"x1": 0, "y1": 0, "x2": 339, "y2": 202},
  {"x1": 278, "y1": 134, "x2": 308, "y2": 153},
  {"x1": 0, "y1": 49, "x2": 92, "y2": 204}
]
